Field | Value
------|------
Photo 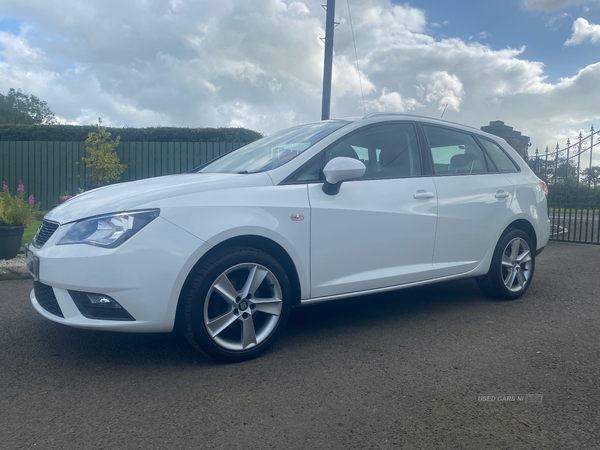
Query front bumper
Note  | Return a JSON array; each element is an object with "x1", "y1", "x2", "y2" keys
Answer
[{"x1": 29, "y1": 216, "x2": 209, "y2": 332}]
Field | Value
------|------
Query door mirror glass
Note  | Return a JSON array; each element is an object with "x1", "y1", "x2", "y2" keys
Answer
[{"x1": 322, "y1": 157, "x2": 366, "y2": 195}]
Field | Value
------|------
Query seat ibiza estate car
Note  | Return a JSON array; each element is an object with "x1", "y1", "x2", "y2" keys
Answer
[{"x1": 27, "y1": 113, "x2": 550, "y2": 362}]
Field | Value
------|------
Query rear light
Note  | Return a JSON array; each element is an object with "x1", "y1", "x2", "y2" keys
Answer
[{"x1": 539, "y1": 180, "x2": 549, "y2": 198}]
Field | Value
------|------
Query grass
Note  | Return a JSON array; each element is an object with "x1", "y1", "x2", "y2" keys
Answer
[
  {"x1": 19, "y1": 211, "x2": 48, "y2": 253},
  {"x1": 549, "y1": 207, "x2": 600, "y2": 215}
]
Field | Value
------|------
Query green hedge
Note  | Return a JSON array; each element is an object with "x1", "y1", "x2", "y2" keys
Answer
[{"x1": 0, "y1": 124, "x2": 263, "y2": 142}]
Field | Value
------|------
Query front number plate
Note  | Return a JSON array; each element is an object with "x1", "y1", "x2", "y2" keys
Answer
[{"x1": 25, "y1": 247, "x2": 39, "y2": 281}]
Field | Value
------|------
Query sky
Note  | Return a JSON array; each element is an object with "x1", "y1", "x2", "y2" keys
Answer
[{"x1": 1, "y1": 0, "x2": 600, "y2": 154}]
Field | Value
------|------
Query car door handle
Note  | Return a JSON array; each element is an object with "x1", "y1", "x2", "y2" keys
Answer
[
  {"x1": 413, "y1": 190, "x2": 435, "y2": 199},
  {"x1": 495, "y1": 190, "x2": 510, "y2": 199}
]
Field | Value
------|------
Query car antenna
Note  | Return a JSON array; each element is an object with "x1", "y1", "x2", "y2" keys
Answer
[{"x1": 440, "y1": 103, "x2": 448, "y2": 119}]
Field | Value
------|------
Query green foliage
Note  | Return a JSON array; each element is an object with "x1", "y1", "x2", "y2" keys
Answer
[
  {"x1": 548, "y1": 182, "x2": 600, "y2": 207},
  {"x1": 582, "y1": 166, "x2": 600, "y2": 186},
  {"x1": 0, "y1": 99, "x2": 35, "y2": 125},
  {"x1": 0, "y1": 88, "x2": 57, "y2": 125},
  {"x1": 21, "y1": 218, "x2": 43, "y2": 252},
  {"x1": 0, "y1": 181, "x2": 40, "y2": 226},
  {"x1": 81, "y1": 119, "x2": 126, "y2": 186},
  {"x1": 0, "y1": 124, "x2": 263, "y2": 142}
]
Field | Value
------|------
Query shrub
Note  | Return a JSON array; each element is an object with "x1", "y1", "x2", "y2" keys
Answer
[
  {"x1": 0, "y1": 181, "x2": 40, "y2": 226},
  {"x1": 81, "y1": 119, "x2": 127, "y2": 186}
]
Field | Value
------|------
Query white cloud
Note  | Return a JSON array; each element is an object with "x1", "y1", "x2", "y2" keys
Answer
[
  {"x1": 565, "y1": 17, "x2": 600, "y2": 45},
  {"x1": 417, "y1": 71, "x2": 465, "y2": 112},
  {"x1": 365, "y1": 88, "x2": 421, "y2": 112},
  {"x1": 546, "y1": 12, "x2": 571, "y2": 27},
  {"x1": 521, "y1": 0, "x2": 597, "y2": 11},
  {"x1": 0, "y1": 0, "x2": 599, "y2": 151}
]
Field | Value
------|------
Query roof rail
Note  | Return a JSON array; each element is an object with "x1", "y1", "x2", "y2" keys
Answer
[
  {"x1": 359, "y1": 112, "x2": 482, "y2": 132},
  {"x1": 362, "y1": 112, "x2": 401, "y2": 119},
  {"x1": 362, "y1": 112, "x2": 440, "y2": 120}
]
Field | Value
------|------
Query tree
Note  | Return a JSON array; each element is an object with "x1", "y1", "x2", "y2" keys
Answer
[
  {"x1": 0, "y1": 88, "x2": 57, "y2": 125},
  {"x1": 81, "y1": 118, "x2": 126, "y2": 187},
  {"x1": 582, "y1": 166, "x2": 600, "y2": 186},
  {"x1": 0, "y1": 95, "x2": 34, "y2": 124},
  {"x1": 554, "y1": 160, "x2": 579, "y2": 183}
]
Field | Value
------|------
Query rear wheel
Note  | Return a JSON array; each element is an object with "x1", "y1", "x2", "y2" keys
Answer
[
  {"x1": 477, "y1": 229, "x2": 535, "y2": 300},
  {"x1": 183, "y1": 247, "x2": 291, "y2": 362}
]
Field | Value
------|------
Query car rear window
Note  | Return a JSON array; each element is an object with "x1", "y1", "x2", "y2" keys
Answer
[
  {"x1": 423, "y1": 125, "x2": 488, "y2": 176},
  {"x1": 478, "y1": 138, "x2": 519, "y2": 173}
]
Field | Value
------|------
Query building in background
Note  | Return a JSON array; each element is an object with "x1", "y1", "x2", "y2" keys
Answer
[{"x1": 480, "y1": 121, "x2": 530, "y2": 159}]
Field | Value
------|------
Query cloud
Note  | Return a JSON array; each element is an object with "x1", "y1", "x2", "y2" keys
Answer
[
  {"x1": 365, "y1": 88, "x2": 421, "y2": 112},
  {"x1": 546, "y1": 12, "x2": 571, "y2": 27},
  {"x1": 565, "y1": 17, "x2": 600, "y2": 44},
  {"x1": 417, "y1": 71, "x2": 465, "y2": 112},
  {"x1": 521, "y1": 0, "x2": 597, "y2": 11},
  {"x1": 0, "y1": 0, "x2": 599, "y2": 151}
]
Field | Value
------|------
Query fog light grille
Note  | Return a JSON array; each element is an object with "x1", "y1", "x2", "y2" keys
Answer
[
  {"x1": 34, "y1": 281, "x2": 64, "y2": 318},
  {"x1": 69, "y1": 291, "x2": 135, "y2": 321}
]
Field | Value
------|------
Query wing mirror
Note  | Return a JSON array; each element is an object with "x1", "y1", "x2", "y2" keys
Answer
[{"x1": 322, "y1": 157, "x2": 366, "y2": 195}]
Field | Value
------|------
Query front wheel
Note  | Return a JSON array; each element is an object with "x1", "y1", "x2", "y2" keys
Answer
[
  {"x1": 183, "y1": 247, "x2": 291, "y2": 362},
  {"x1": 477, "y1": 229, "x2": 535, "y2": 300}
]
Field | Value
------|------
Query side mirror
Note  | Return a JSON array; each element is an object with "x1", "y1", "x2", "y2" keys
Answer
[{"x1": 322, "y1": 157, "x2": 366, "y2": 195}]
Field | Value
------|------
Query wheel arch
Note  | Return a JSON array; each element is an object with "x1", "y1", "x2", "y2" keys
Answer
[
  {"x1": 174, "y1": 234, "x2": 302, "y2": 332},
  {"x1": 505, "y1": 218, "x2": 537, "y2": 250}
]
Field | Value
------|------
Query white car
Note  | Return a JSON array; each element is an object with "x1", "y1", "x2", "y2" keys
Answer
[{"x1": 27, "y1": 114, "x2": 550, "y2": 362}]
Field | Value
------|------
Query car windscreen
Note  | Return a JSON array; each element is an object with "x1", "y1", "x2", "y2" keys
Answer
[{"x1": 198, "y1": 120, "x2": 350, "y2": 173}]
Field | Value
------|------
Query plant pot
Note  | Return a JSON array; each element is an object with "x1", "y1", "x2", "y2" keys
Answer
[{"x1": 0, "y1": 226, "x2": 26, "y2": 260}]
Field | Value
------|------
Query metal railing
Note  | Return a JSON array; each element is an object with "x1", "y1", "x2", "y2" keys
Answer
[{"x1": 530, "y1": 126, "x2": 600, "y2": 244}]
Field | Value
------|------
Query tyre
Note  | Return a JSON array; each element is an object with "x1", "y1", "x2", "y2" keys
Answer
[
  {"x1": 477, "y1": 229, "x2": 535, "y2": 300},
  {"x1": 183, "y1": 246, "x2": 292, "y2": 362}
]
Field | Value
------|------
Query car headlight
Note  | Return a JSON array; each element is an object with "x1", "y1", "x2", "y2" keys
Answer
[{"x1": 57, "y1": 209, "x2": 160, "y2": 248}]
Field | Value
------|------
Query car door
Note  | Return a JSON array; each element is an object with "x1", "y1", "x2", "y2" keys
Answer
[
  {"x1": 300, "y1": 122, "x2": 438, "y2": 298},
  {"x1": 421, "y1": 124, "x2": 515, "y2": 278}
]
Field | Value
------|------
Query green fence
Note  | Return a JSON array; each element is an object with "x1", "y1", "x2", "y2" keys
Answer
[{"x1": 0, "y1": 141, "x2": 246, "y2": 210}]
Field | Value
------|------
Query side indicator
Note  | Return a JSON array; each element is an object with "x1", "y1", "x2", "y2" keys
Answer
[{"x1": 291, "y1": 214, "x2": 304, "y2": 221}]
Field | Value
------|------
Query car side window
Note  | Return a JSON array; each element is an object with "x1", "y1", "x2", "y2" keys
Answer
[
  {"x1": 478, "y1": 137, "x2": 519, "y2": 173},
  {"x1": 325, "y1": 123, "x2": 422, "y2": 180},
  {"x1": 287, "y1": 123, "x2": 422, "y2": 183},
  {"x1": 291, "y1": 158, "x2": 322, "y2": 182},
  {"x1": 424, "y1": 126, "x2": 488, "y2": 176}
]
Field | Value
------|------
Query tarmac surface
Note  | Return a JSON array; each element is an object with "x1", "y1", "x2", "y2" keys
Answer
[{"x1": 1, "y1": 241, "x2": 599, "y2": 449}]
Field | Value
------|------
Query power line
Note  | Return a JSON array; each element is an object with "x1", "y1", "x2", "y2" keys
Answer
[{"x1": 346, "y1": 0, "x2": 366, "y2": 115}]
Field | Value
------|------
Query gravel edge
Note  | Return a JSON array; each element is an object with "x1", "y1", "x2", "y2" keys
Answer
[{"x1": 0, "y1": 254, "x2": 32, "y2": 281}]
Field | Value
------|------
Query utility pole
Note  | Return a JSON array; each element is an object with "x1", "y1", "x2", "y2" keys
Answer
[{"x1": 321, "y1": 0, "x2": 335, "y2": 120}]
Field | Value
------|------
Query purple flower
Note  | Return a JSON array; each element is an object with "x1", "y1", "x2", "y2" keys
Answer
[
  {"x1": 17, "y1": 181, "x2": 25, "y2": 193},
  {"x1": 29, "y1": 195, "x2": 35, "y2": 205},
  {"x1": 2, "y1": 181, "x2": 7, "y2": 192}
]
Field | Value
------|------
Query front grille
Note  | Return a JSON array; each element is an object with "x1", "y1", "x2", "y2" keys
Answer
[
  {"x1": 33, "y1": 220, "x2": 60, "y2": 248},
  {"x1": 34, "y1": 281, "x2": 64, "y2": 318}
]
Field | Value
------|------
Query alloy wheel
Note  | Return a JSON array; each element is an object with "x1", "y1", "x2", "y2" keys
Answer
[
  {"x1": 501, "y1": 237, "x2": 532, "y2": 293},
  {"x1": 203, "y1": 263, "x2": 283, "y2": 351}
]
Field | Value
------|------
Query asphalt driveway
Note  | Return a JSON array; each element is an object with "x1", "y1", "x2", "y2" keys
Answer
[{"x1": 1, "y1": 241, "x2": 599, "y2": 449}]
